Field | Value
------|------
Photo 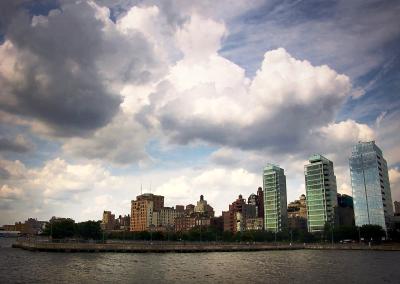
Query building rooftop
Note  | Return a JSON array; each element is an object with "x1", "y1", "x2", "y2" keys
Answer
[
  {"x1": 263, "y1": 163, "x2": 282, "y2": 171},
  {"x1": 308, "y1": 154, "x2": 330, "y2": 162}
]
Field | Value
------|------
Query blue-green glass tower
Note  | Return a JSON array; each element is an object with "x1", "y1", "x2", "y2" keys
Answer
[
  {"x1": 263, "y1": 164, "x2": 288, "y2": 232},
  {"x1": 349, "y1": 141, "x2": 393, "y2": 231},
  {"x1": 305, "y1": 154, "x2": 338, "y2": 232}
]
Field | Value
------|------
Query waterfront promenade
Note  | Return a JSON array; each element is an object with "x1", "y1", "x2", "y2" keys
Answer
[{"x1": 12, "y1": 240, "x2": 400, "y2": 253}]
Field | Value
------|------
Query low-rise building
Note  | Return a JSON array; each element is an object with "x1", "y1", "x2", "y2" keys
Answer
[
  {"x1": 194, "y1": 195, "x2": 215, "y2": 217},
  {"x1": 288, "y1": 194, "x2": 307, "y2": 231},
  {"x1": 101, "y1": 211, "x2": 116, "y2": 231},
  {"x1": 117, "y1": 215, "x2": 130, "y2": 231},
  {"x1": 334, "y1": 194, "x2": 355, "y2": 227},
  {"x1": 223, "y1": 195, "x2": 257, "y2": 233},
  {"x1": 175, "y1": 216, "x2": 196, "y2": 232},
  {"x1": 246, "y1": 218, "x2": 264, "y2": 231},
  {"x1": 394, "y1": 201, "x2": 400, "y2": 216}
]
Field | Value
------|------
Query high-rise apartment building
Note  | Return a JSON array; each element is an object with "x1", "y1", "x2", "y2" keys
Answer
[
  {"x1": 349, "y1": 141, "x2": 393, "y2": 231},
  {"x1": 130, "y1": 193, "x2": 164, "y2": 232},
  {"x1": 263, "y1": 164, "x2": 288, "y2": 232},
  {"x1": 305, "y1": 154, "x2": 337, "y2": 232}
]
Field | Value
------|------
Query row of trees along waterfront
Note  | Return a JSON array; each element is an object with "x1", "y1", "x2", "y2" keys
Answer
[
  {"x1": 42, "y1": 219, "x2": 400, "y2": 243},
  {"x1": 43, "y1": 219, "x2": 102, "y2": 240}
]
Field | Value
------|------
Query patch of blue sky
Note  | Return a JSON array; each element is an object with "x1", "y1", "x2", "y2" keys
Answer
[
  {"x1": 337, "y1": 55, "x2": 400, "y2": 124},
  {"x1": 145, "y1": 139, "x2": 217, "y2": 170},
  {"x1": 105, "y1": 140, "x2": 217, "y2": 177},
  {"x1": 220, "y1": 0, "x2": 337, "y2": 77}
]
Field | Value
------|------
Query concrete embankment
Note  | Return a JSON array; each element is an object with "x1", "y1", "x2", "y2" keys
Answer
[
  {"x1": 12, "y1": 241, "x2": 303, "y2": 253},
  {"x1": 12, "y1": 240, "x2": 400, "y2": 253}
]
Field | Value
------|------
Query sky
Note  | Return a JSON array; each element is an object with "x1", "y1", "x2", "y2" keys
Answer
[{"x1": 0, "y1": 0, "x2": 399, "y2": 225}]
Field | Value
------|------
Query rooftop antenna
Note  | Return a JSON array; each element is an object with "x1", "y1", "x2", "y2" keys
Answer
[
  {"x1": 140, "y1": 183, "x2": 142, "y2": 195},
  {"x1": 150, "y1": 181, "x2": 152, "y2": 193}
]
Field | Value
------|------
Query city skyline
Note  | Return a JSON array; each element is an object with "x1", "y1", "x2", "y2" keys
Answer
[
  {"x1": 0, "y1": 1, "x2": 400, "y2": 225},
  {"x1": 2, "y1": 144, "x2": 396, "y2": 231}
]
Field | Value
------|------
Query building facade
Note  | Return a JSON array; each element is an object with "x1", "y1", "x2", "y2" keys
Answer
[
  {"x1": 335, "y1": 194, "x2": 355, "y2": 227},
  {"x1": 349, "y1": 141, "x2": 393, "y2": 231},
  {"x1": 222, "y1": 195, "x2": 256, "y2": 233},
  {"x1": 263, "y1": 164, "x2": 288, "y2": 232},
  {"x1": 194, "y1": 195, "x2": 215, "y2": 217},
  {"x1": 245, "y1": 218, "x2": 264, "y2": 231},
  {"x1": 101, "y1": 211, "x2": 116, "y2": 231},
  {"x1": 175, "y1": 216, "x2": 196, "y2": 232},
  {"x1": 152, "y1": 207, "x2": 183, "y2": 229},
  {"x1": 248, "y1": 187, "x2": 264, "y2": 220},
  {"x1": 305, "y1": 154, "x2": 337, "y2": 232},
  {"x1": 130, "y1": 193, "x2": 164, "y2": 232},
  {"x1": 287, "y1": 194, "x2": 307, "y2": 231},
  {"x1": 395, "y1": 201, "x2": 400, "y2": 216}
]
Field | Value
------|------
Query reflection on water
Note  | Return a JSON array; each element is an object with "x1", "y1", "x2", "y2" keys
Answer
[{"x1": 1, "y1": 238, "x2": 400, "y2": 283}]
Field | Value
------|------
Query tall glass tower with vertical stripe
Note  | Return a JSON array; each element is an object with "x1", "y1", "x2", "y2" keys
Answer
[
  {"x1": 349, "y1": 141, "x2": 393, "y2": 231},
  {"x1": 305, "y1": 154, "x2": 337, "y2": 232},
  {"x1": 263, "y1": 164, "x2": 288, "y2": 232}
]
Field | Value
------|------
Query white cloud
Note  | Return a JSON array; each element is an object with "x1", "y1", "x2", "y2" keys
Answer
[
  {"x1": 0, "y1": 184, "x2": 22, "y2": 200},
  {"x1": 30, "y1": 158, "x2": 111, "y2": 200},
  {"x1": 175, "y1": 14, "x2": 226, "y2": 61},
  {"x1": 145, "y1": 24, "x2": 355, "y2": 152},
  {"x1": 62, "y1": 112, "x2": 151, "y2": 165},
  {"x1": 319, "y1": 120, "x2": 375, "y2": 143},
  {"x1": 155, "y1": 167, "x2": 258, "y2": 214}
]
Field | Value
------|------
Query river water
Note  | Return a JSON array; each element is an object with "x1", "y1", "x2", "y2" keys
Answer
[{"x1": 1, "y1": 238, "x2": 400, "y2": 283}]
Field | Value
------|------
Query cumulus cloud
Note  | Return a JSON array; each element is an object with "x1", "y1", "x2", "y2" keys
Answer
[
  {"x1": 62, "y1": 112, "x2": 151, "y2": 165},
  {"x1": 31, "y1": 158, "x2": 112, "y2": 200},
  {"x1": 0, "y1": 1, "x2": 164, "y2": 136},
  {"x1": 155, "y1": 167, "x2": 259, "y2": 214},
  {"x1": 143, "y1": 32, "x2": 352, "y2": 153},
  {"x1": 0, "y1": 184, "x2": 23, "y2": 200},
  {"x1": 1, "y1": 2, "x2": 398, "y2": 225}
]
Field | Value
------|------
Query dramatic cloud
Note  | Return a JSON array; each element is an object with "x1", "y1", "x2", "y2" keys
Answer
[
  {"x1": 0, "y1": 1, "x2": 164, "y2": 136},
  {"x1": 143, "y1": 35, "x2": 352, "y2": 153},
  {"x1": 0, "y1": 1, "x2": 398, "y2": 224},
  {"x1": 221, "y1": 0, "x2": 400, "y2": 80},
  {"x1": 0, "y1": 134, "x2": 33, "y2": 153},
  {"x1": 62, "y1": 112, "x2": 151, "y2": 165}
]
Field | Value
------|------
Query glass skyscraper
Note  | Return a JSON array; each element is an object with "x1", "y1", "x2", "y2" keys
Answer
[
  {"x1": 263, "y1": 164, "x2": 287, "y2": 232},
  {"x1": 305, "y1": 154, "x2": 337, "y2": 232},
  {"x1": 349, "y1": 141, "x2": 393, "y2": 231}
]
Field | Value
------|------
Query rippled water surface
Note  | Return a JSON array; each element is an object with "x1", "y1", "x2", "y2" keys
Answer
[{"x1": 1, "y1": 238, "x2": 400, "y2": 283}]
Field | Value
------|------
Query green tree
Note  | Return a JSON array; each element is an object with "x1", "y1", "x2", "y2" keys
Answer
[
  {"x1": 44, "y1": 218, "x2": 75, "y2": 239},
  {"x1": 360, "y1": 224, "x2": 385, "y2": 243},
  {"x1": 75, "y1": 221, "x2": 102, "y2": 240}
]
